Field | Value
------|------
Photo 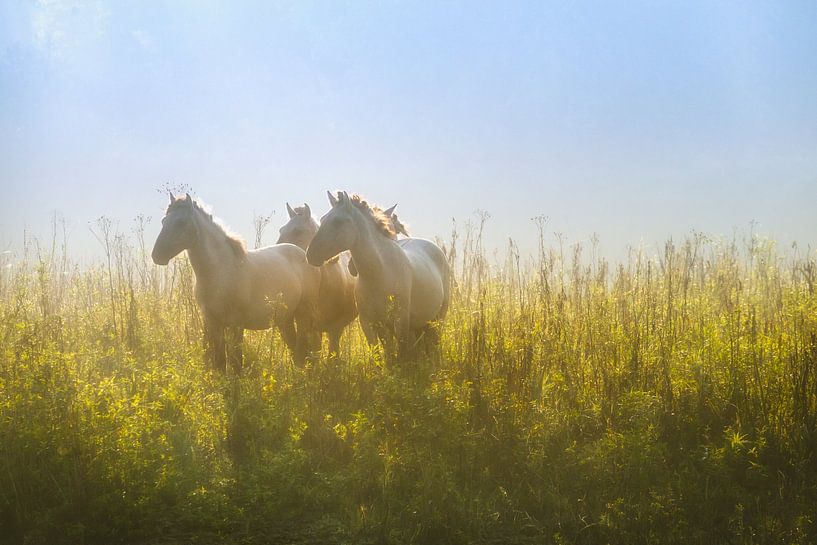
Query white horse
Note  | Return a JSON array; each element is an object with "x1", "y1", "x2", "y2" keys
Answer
[
  {"x1": 306, "y1": 191, "x2": 450, "y2": 360},
  {"x1": 152, "y1": 193, "x2": 320, "y2": 371},
  {"x1": 277, "y1": 202, "x2": 357, "y2": 355}
]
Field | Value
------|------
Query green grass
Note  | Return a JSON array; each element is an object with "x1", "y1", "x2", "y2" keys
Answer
[{"x1": 1, "y1": 224, "x2": 816, "y2": 544}]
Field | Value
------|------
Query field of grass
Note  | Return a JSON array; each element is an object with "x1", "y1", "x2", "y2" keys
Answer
[{"x1": 1, "y1": 219, "x2": 816, "y2": 544}]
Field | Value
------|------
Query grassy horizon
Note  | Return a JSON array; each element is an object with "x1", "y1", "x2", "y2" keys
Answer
[{"x1": 1, "y1": 218, "x2": 816, "y2": 544}]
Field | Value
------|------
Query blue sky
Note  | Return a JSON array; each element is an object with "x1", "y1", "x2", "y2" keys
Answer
[{"x1": 2, "y1": 1, "x2": 816, "y2": 260}]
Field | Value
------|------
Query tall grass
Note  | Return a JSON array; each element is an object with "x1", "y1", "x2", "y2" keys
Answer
[{"x1": 0, "y1": 217, "x2": 815, "y2": 544}]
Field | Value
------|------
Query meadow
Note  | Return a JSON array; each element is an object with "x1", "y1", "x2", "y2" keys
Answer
[{"x1": 1, "y1": 216, "x2": 815, "y2": 544}]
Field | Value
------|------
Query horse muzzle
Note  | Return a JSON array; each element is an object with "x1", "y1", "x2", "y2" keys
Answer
[
  {"x1": 152, "y1": 253, "x2": 170, "y2": 266},
  {"x1": 151, "y1": 245, "x2": 173, "y2": 266}
]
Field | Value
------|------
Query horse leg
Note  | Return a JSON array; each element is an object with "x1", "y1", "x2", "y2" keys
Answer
[
  {"x1": 205, "y1": 317, "x2": 226, "y2": 373},
  {"x1": 292, "y1": 321, "x2": 312, "y2": 365},
  {"x1": 328, "y1": 328, "x2": 342, "y2": 358},
  {"x1": 226, "y1": 327, "x2": 244, "y2": 373},
  {"x1": 426, "y1": 323, "x2": 440, "y2": 345},
  {"x1": 293, "y1": 331, "x2": 307, "y2": 365},
  {"x1": 395, "y1": 305, "x2": 414, "y2": 362},
  {"x1": 294, "y1": 307, "x2": 320, "y2": 365},
  {"x1": 359, "y1": 314, "x2": 379, "y2": 346},
  {"x1": 275, "y1": 314, "x2": 297, "y2": 351},
  {"x1": 369, "y1": 314, "x2": 397, "y2": 365}
]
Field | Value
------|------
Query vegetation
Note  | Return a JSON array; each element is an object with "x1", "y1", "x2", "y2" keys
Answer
[{"x1": 1, "y1": 217, "x2": 816, "y2": 544}]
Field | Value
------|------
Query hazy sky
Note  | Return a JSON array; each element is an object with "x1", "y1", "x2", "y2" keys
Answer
[{"x1": 2, "y1": 1, "x2": 816, "y2": 261}]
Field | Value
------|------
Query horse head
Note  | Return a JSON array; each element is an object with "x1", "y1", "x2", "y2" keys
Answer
[
  {"x1": 306, "y1": 191, "x2": 360, "y2": 266},
  {"x1": 152, "y1": 193, "x2": 199, "y2": 265},
  {"x1": 277, "y1": 202, "x2": 319, "y2": 251}
]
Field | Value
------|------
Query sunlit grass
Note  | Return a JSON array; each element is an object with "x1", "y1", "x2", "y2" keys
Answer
[{"x1": 1, "y1": 220, "x2": 815, "y2": 544}]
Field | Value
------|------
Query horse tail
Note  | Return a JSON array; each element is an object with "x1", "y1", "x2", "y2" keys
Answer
[{"x1": 436, "y1": 246, "x2": 452, "y2": 321}]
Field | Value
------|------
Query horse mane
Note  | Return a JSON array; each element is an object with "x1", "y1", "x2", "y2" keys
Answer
[
  {"x1": 168, "y1": 195, "x2": 247, "y2": 258},
  {"x1": 292, "y1": 205, "x2": 310, "y2": 216},
  {"x1": 346, "y1": 194, "x2": 397, "y2": 239}
]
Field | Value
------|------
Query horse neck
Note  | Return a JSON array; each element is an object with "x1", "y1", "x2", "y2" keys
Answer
[
  {"x1": 186, "y1": 211, "x2": 243, "y2": 284},
  {"x1": 347, "y1": 209, "x2": 393, "y2": 280}
]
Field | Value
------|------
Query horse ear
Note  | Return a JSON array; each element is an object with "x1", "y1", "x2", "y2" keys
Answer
[
  {"x1": 303, "y1": 203, "x2": 311, "y2": 217},
  {"x1": 340, "y1": 191, "x2": 350, "y2": 205},
  {"x1": 383, "y1": 204, "x2": 397, "y2": 217},
  {"x1": 168, "y1": 190, "x2": 174, "y2": 203},
  {"x1": 327, "y1": 191, "x2": 339, "y2": 207},
  {"x1": 184, "y1": 193, "x2": 193, "y2": 207},
  {"x1": 286, "y1": 202, "x2": 296, "y2": 219}
]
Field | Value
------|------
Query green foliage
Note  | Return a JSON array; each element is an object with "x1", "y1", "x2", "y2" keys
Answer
[{"x1": 1, "y1": 227, "x2": 816, "y2": 544}]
